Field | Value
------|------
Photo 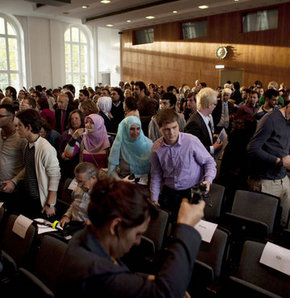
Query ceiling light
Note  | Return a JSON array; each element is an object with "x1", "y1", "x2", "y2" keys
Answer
[
  {"x1": 100, "y1": 0, "x2": 111, "y2": 4},
  {"x1": 82, "y1": 5, "x2": 89, "y2": 8},
  {"x1": 146, "y1": 16, "x2": 155, "y2": 19},
  {"x1": 172, "y1": 11, "x2": 178, "y2": 14},
  {"x1": 126, "y1": 20, "x2": 132, "y2": 23},
  {"x1": 106, "y1": 24, "x2": 114, "y2": 27},
  {"x1": 198, "y1": 5, "x2": 209, "y2": 9},
  {"x1": 234, "y1": 0, "x2": 239, "y2": 2}
]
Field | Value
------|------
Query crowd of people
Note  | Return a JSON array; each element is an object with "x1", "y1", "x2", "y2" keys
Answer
[{"x1": 0, "y1": 78, "x2": 289, "y2": 297}]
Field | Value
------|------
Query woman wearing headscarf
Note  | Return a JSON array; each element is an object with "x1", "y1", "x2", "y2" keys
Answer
[
  {"x1": 63, "y1": 113, "x2": 110, "y2": 169},
  {"x1": 108, "y1": 116, "x2": 152, "y2": 182},
  {"x1": 97, "y1": 96, "x2": 113, "y2": 133}
]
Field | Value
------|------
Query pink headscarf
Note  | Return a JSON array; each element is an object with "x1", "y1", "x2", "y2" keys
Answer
[{"x1": 83, "y1": 114, "x2": 110, "y2": 153}]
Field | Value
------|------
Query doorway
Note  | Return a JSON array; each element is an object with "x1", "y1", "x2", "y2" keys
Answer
[{"x1": 220, "y1": 69, "x2": 243, "y2": 86}]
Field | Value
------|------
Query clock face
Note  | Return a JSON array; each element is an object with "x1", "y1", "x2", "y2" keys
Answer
[{"x1": 216, "y1": 46, "x2": 227, "y2": 59}]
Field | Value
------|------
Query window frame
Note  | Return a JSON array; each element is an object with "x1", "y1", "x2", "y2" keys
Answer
[
  {"x1": 64, "y1": 25, "x2": 92, "y2": 94},
  {"x1": 242, "y1": 8, "x2": 279, "y2": 33},
  {"x1": 0, "y1": 13, "x2": 25, "y2": 92}
]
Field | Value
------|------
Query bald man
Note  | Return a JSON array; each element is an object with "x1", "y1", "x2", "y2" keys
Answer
[{"x1": 55, "y1": 93, "x2": 75, "y2": 133}]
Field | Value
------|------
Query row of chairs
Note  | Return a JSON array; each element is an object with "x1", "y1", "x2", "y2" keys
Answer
[
  {"x1": 0, "y1": 206, "x2": 67, "y2": 297},
  {"x1": 0, "y1": 183, "x2": 289, "y2": 297},
  {"x1": 121, "y1": 184, "x2": 289, "y2": 297}
]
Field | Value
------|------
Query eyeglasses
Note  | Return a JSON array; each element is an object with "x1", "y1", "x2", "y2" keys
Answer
[{"x1": 0, "y1": 114, "x2": 10, "y2": 118}]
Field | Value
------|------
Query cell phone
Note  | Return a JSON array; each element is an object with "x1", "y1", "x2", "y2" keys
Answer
[{"x1": 0, "y1": 183, "x2": 6, "y2": 190}]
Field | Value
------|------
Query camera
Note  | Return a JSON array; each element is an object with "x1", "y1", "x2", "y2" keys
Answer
[
  {"x1": 189, "y1": 184, "x2": 208, "y2": 204},
  {"x1": 128, "y1": 173, "x2": 140, "y2": 183}
]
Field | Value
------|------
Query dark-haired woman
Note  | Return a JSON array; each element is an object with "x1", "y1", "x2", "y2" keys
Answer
[
  {"x1": 59, "y1": 109, "x2": 85, "y2": 181},
  {"x1": 57, "y1": 175, "x2": 205, "y2": 298},
  {"x1": 37, "y1": 95, "x2": 56, "y2": 129},
  {"x1": 123, "y1": 96, "x2": 140, "y2": 118}
]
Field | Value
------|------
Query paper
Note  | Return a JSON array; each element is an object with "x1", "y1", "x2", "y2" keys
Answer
[
  {"x1": 260, "y1": 242, "x2": 290, "y2": 276},
  {"x1": 68, "y1": 178, "x2": 78, "y2": 190},
  {"x1": 194, "y1": 219, "x2": 217, "y2": 243},
  {"x1": 214, "y1": 128, "x2": 228, "y2": 160},
  {"x1": 34, "y1": 218, "x2": 63, "y2": 234},
  {"x1": 12, "y1": 214, "x2": 33, "y2": 239},
  {"x1": 37, "y1": 224, "x2": 56, "y2": 234}
]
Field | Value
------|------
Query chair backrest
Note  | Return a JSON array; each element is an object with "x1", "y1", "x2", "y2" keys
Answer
[
  {"x1": 204, "y1": 183, "x2": 225, "y2": 223},
  {"x1": 188, "y1": 260, "x2": 215, "y2": 296},
  {"x1": 221, "y1": 276, "x2": 281, "y2": 298},
  {"x1": 60, "y1": 178, "x2": 74, "y2": 205},
  {"x1": 2, "y1": 267, "x2": 55, "y2": 298},
  {"x1": 237, "y1": 240, "x2": 290, "y2": 297},
  {"x1": 0, "y1": 204, "x2": 6, "y2": 241},
  {"x1": 197, "y1": 227, "x2": 229, "y2": 278},
  {"x1": 2, "y1": 214, "x2": 36, "y2": 269},
  {"x1": 232, "y1": 190, "x2": 279, "y2": 234},
  {"x1": 143, "y1": 207, "x2": 169, "y2": 252},
  {"x1": 0, "y1": 205, "x2": 5, "y2": 225},
  {"x1": 35, "y1": 235, "x2": 67, "y2": 291}
]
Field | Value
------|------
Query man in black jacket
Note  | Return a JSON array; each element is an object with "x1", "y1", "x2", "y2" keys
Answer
[
  {"x1": 185, "y1": 87, "x2": 223, "y2": 155},
  {"x1": 55, "y1": 92, "x2": 75, "y2": 134},
  {"x1": 212, "y1": 88, "x2": 235, "y2": 134},
  {"x1": 247, "y1": 101, "x2": 290, "y2": 228}
]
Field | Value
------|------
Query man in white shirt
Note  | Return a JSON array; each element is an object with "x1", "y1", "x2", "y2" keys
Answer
[
  {"x1": 6, "y1": 109, "x2": 61, "y2": 219},
  {"x1": 60, "y1": 162, "x2": 98, "y2": 228}
]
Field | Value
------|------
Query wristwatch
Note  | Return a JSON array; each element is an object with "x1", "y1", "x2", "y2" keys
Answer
[{"x1": 45, "y1": 203, "x2": 55, "y2": 208}]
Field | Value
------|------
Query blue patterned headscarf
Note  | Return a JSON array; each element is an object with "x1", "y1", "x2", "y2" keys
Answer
[{"x1": 108, "y1": 116, "x2": 153, "y2": 175}]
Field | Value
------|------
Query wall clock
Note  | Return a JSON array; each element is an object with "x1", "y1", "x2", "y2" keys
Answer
[{"x1": 216, "y1": 46, "x2": 227, "y2": 59}]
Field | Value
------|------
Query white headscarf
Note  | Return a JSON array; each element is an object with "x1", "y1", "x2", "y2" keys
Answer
[{"x1": 97, "y1": 96, "x2": 112, "y2": 118}]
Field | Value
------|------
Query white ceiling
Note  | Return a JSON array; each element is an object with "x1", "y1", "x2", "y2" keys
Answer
[{"x1": 0, "y1": 0, "x2": 288, "y2": 30}]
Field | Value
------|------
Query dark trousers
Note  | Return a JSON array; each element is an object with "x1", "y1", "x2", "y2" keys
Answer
[
  {"x1": 158, "y1": 185, "x2": 191, "y2": 224},
  {"x1": 5, "y1": 181, "x2": 57, "y2": 221}
]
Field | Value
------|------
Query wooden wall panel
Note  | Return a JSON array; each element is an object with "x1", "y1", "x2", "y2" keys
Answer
[{"x1": 121, "y1": 3, "x2": 290, "y2": 90}]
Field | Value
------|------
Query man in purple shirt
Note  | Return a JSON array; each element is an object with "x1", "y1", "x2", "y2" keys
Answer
[{"x1": 150, "y1": 109, "x2": 216, "y2": 222}]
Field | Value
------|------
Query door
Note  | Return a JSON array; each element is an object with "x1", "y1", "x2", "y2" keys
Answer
[{"x1": 220, "y1": 69, "x2": 243, "y2": 86}]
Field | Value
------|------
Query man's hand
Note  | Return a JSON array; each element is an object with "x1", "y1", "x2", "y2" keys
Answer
[
  {"x1": 213, "y1": 140, "x2": 223, "y2": 152},
  {"x1": 60, "y1": 215, "x2": 70, "y2": 227},
  {"x1": 177, "y1": 198, "x2": 205, "y2": 228},
  {"x1": 201, "y1": 180, "x2": 211, "y2": 193},
  {"x1": 282, "y1": 155, "x2": 290, "y2": 170},
  {"x1": 41, "y1": 205, "x2": 56, "y2": 218},
  {"x1": 0, "y1": 180, "x2": 16, "y2": 193}
]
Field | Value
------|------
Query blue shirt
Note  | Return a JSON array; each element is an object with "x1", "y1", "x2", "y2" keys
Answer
[{"x1": 150, "y1": 132, "x2": 216, "y2": 202}]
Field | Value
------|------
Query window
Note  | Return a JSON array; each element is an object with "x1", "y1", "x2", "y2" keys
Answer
[
  {"x1": 134, "y1": 28, "x2": 154, "y2": 45},
  {"x1": 0, "y1": 14, "x2": 22, "y2": 92},
  {"x1": 243, "y1": 9, "x2": 278, "y2": 32},
  {"x1": 182, "y1": 20, "x2": 207, "y2": 40},
  {"x1": 64, "y1": 26, "x2": 89, "y2": 93}
]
